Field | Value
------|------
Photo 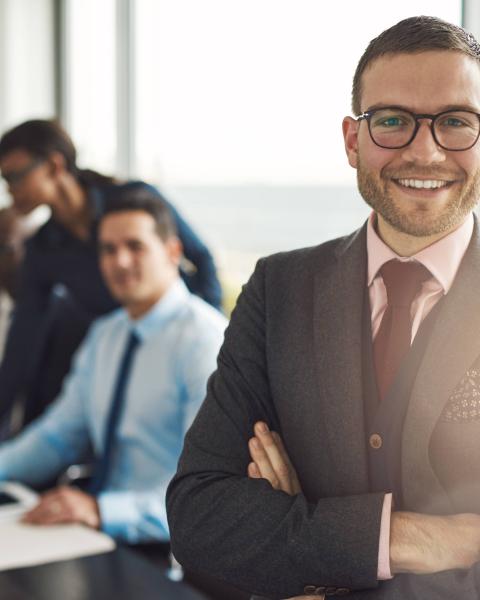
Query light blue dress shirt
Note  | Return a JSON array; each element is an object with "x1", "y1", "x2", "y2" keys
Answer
[{"x1": 0, "y1": 279, "x2": 227, "y2": 543}]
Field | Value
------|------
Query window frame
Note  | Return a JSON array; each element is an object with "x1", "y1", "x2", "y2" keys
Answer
[{"x1": 54, "y1": 0, "x2": 471, "y2": 180}]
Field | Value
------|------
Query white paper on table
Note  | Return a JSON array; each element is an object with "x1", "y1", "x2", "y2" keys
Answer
[
  {"x1": 0, "y1": 521, "x2": 116, "y2": 571},
  {"x1": 0, "y1": 481, "x2": 115, "y2": 570},
  {"x1": 0, "y1": 481, "x2": 39, "y2": 522}
]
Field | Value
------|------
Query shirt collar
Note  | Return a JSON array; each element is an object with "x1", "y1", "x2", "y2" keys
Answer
[
  {"x1": 366, "y1": 211, "x2": 474, "y2": 293},
  {"x1": 125, "y1": 278, "x2": 189, "y2": 342}
]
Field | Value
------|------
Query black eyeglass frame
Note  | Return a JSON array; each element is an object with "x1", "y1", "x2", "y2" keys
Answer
[{"x1": 356, "y1": 106, "x2": 480, "y2": 152}]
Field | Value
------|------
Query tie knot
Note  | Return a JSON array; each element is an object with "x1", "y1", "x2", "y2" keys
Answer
[
  {"x1": 380, "y1": 259, "x2": 431, "y2": 307},
  {"x1": 127, "y1": 330, "x2": 141, "y2": 350}
]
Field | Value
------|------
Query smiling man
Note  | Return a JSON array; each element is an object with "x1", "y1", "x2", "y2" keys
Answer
[
  {"x1": 167, "y1": 16, "x2": 480, "y2": 600},
  {"x1": 0, "y1": 189, "x2": 226, "y2": 544},
  {"x1": 348, "y1": 50, "x2": 480, "y2": 252}
]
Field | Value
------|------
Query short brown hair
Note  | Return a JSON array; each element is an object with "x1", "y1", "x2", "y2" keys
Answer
[
  {"x1": 352, "y1": 16, "x2": 480, "y2": 115},
  {"x1": 101, "y1": 185, "x2": 177, "y2": 242}
]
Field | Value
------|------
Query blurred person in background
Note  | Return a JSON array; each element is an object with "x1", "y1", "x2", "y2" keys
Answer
[
  {"x1": 0, "y1": 119, "x2": 222, "y2": 435},
  {"x1": 0, "y1": 207, "x2": 32, "y2": 359},
  {"x1": 0, "y1": 191, "x2": 226, "y2": 543}
]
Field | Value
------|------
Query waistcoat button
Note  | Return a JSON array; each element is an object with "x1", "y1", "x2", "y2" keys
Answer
[{"x1": 369, "y1": 433, "x2": 383, "y2": 449}]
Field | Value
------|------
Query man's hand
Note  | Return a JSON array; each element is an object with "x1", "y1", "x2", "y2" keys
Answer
[
  {"x1": 390, "y1": 511, "x2": 480, "y2": 575},
  {"x1": 248, "y1": 421, "x2": 301, "y2": 495},
  {"x1": 248, "y1": 423, "x2": 320, "y2": 600},
  {"x1": 22, "y1": 485, "x2": 101, "y2": 529},
  {"x1": 247, "y1": 422, "x2": 480, "y2": 582}
]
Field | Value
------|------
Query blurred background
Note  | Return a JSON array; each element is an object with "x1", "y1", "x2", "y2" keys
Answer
[{"x1": 0, "y1": 0, "x2": 475, "y2": 306}]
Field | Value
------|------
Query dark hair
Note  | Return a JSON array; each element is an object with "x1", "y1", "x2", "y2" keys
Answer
[
  {"x1": 101, "y1": 187, "x2": 177, "y2": 241},
  {"x1": 352, "y1": 16, "x2": 480, "y2": 115},
  {"x1": 0, "y1": 119, "x2": 116, "y2": 187}
]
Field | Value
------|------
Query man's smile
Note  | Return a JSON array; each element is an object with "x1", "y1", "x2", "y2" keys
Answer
[{"x1": 395, "y1": 178, "x2": 451, "y2": 189}]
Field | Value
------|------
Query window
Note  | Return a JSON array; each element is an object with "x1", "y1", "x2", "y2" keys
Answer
[
  {"x1": 133, "y1": 1, "x2": 461, "y2": 284},
  {"x1": 64, "y1": 1, "x2": 463, "y2": 285},
  {"x1": 0, "y1": 0, "x2": 55, "y2": 206},
  {"x1": 64, "y1": 0, "x2": 117, "y2": 174}
]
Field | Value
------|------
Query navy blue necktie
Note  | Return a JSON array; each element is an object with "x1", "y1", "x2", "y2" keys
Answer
[{"x1": 89, "y1": 330, "x2": 141, "y2": 495}]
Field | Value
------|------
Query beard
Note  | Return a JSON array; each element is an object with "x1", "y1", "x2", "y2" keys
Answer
[{"x1": 357, "y1": 156, "x2": 480, "y2": 237}]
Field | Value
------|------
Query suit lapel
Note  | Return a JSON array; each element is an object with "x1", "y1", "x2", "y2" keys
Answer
[
  {"x1": 313, "y1": 224, "x2": 370, "y2": 494},
  {"x1": 403, "y1": 221, "x2": 480, "y2": 512}
]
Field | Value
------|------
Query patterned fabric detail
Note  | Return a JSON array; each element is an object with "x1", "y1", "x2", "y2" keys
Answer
[{"x1": 442, "y1": 369, "x2": 480, "y2": 422}]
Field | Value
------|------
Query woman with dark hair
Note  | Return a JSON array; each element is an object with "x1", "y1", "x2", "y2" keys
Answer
[{"x1": 0, "y1": 119, "x2": 222, "y2": 431}]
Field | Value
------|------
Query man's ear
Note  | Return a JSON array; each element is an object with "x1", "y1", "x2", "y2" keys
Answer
[
  {"x1": 342, "y1": 116, "x2": 359, "y2": 169},
  {"x1": 46, "y1": 151, "x2": 67, "y2": 177},
  {"x1": 165, "y1": 236, "x2": 183, "y2": 266}
]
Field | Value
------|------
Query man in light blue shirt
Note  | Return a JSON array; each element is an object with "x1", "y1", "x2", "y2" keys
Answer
[{"x1": 0, "y1": 189, "x2": 226, "y2": 543}]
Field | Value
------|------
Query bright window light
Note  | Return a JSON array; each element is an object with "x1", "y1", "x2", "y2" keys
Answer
[
  {"x1": 134, "y1": 1, "x2": 461, "y2": 186},
  {"x1": 65, "y1": 0, "x2": 117, "y2": 174},
  {"x1": 132, "y1": 1, "x2": 461, "y2": 285}
]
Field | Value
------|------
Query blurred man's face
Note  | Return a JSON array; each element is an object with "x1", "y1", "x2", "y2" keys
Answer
[
  {"x1": 0, "y1": 149, "x2": 56, "y2": 215},
  {"x1": 343, "y1": 51, "x2": 480, "y2": 240},
  {"x1": 99, "y1": 210, "x2": 181, "y2": 319}
]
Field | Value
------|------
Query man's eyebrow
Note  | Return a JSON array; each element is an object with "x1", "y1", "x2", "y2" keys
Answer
[{"x1": 362, "y1": 103, "x2": 480, "y2": 113}]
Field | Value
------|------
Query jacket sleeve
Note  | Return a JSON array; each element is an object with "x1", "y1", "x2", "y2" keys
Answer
[
  {"x1": 169, "y1": 199, "x2": 222, "y2": 309},
  {"x1": 0, "y1": 326, "x2": 93, "y2": 486},
  {"x1": 0, "y1": 240, "x2": 52, "y2": 428},
  {"x1": 166, "y1": 258, "x2": 386, "y2": 599},
  {"x1": 140, "y1": 183, "x2": 222, "y2": 309}
]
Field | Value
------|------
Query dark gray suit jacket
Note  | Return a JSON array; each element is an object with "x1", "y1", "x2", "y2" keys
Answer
[{"x1": 167, "y1": 221, "x2": 480, "y2": 599}]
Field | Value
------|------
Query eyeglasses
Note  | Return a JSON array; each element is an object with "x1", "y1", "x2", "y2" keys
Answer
[
  {"x1": 357, "y1": 106, "x2": 480, "y2": 151},
  {"x1": 1, "y1": 158, "x2": 45, "y2": 186}
]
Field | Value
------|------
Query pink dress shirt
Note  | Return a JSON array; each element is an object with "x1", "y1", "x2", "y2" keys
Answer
[{"x1": 366, "y1": 212, "x2": 474, "y2": 579}]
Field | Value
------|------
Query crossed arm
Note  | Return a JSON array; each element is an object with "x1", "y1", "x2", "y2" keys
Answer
[
  {"x1": 248, "y1": 421, "x2": 480, "y2": 598},
  {"x1": 168, "y1": 258, "x2": 480, "y2": 598}
]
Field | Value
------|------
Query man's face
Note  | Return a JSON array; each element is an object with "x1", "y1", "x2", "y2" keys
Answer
[
  {"x1": 0, "y1": 149, "x2": 55, "y2": 215},
  {"x1": 99, "y1": 210, "x2": 181, "y2": 318},
  {"x1": 343, "y1": 51, "x2": 480, "y2": 238}
]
